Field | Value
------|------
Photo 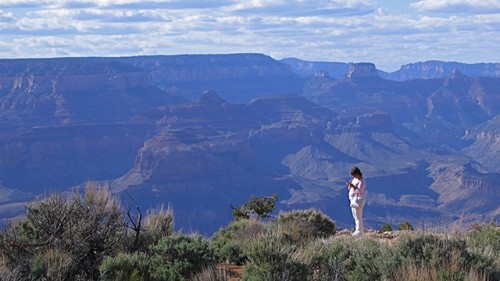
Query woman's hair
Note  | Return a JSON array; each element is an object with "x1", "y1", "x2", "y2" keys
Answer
[{"x1": 350, "y1": 167, "x2": 363, "y2": 178}]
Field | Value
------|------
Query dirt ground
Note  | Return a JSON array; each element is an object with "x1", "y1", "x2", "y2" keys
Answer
[{"x1": 217, "y1": 263, "x2": 245, "y2": 281}]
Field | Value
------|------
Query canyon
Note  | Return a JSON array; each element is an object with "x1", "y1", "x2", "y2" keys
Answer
[{"x1": 0, "y1": 54, "x2": 498, "y2": 234}]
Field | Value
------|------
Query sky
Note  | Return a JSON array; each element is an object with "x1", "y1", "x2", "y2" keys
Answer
[{"x1": 0, "y1": 0, "x2": 499, "y2": 71}]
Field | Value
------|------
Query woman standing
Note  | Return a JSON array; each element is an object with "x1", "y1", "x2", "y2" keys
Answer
[{"x1": 346, "y1": 167, "x2": 366, "y2": 236}]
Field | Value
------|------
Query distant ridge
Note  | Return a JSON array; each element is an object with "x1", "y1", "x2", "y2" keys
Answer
[
  {"x1": 0, "y1": 53, "x2": 302, "y2": 103},
  {"x1": 381, "y1": 60, "x2": 500, "y2": 80},
  {"x1": 281, "y1": 57, "x2": 500, "y2": 81},
  {"x1": 280, "y1": 57, "x2": 352, "y2": 79}
]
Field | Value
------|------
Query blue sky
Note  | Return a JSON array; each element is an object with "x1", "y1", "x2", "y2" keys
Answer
[{"x1": 0, "y1": 0, "x2": 498, "y2": 71}]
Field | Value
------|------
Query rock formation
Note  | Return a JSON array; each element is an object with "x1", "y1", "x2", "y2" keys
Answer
[
  {"x1": 282, "y1": 58, "x2": 500, "y2": 81},
  {"x1": 0, "y1": 54, "x2": 498, "y2": 234},
  {"x1": 345, "y1": 63, "x2": 379, "y2": 79}
]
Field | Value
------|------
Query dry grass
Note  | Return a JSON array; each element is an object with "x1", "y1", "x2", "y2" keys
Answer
[
  {"x1": 0, "y1": 263, "x2": 22, "y2": 281},
  {"x1": 190, "y1": 266, "x2": 231, "y2": 281},
  {"x1": 394, "y1": 262, "x2": 439, "y2": 281},
  {"x1": 394, "y1": 262, "x2": 487, "y2": 281},
  {"x1": 144, "y1": 204, "x2": 175, "y2": 239},
  {"x1": 83, "y1": 181, "x2": 121, "y2": 211}
]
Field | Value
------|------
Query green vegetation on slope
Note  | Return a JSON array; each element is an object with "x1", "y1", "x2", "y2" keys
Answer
[{"x1": 0, "y1": 187, "x2": 498, "y2": 281}]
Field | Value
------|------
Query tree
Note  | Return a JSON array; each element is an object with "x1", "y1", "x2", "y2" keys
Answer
[
  {"x1": 398, "y1": 221, "x2": 414, "y2": 231},
  {"x1": 231, "y1": 194, "x2": 278, "y2": 221},
  {"x1": 379, "y1": 223, "x2": 393, "y2": 233}
]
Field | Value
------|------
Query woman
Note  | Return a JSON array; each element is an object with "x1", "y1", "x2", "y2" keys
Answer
[{"x1": 346, "y1": 167, "x2": 366, "y2": 236}]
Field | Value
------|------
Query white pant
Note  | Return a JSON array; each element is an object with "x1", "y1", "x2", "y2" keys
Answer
[{"x1": 350, "y1": 197, "x2": 365, "y2": 234}]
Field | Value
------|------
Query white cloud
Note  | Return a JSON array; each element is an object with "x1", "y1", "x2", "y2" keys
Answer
[
  {"x1": 0, "y1": 0, "x2": 43, "y2": 7},
  {"x1": 36, "y1": 8, "x2": 170, "y2": 23},
  {"x1": 411, "y1": 0, "x2": 500, "y2": 14},
  {"x1": 228, "y1": 0, "x2": 375, "y2": 16},
  {"x1": 0, "y1": 0, "x2": 236, "y2": 9},
  {"x1": 0, "y1": 0, "x2": 498, "y2": 70},
  {"x1": 0, "y1": 10, "x2": 15, "y2": 22}
]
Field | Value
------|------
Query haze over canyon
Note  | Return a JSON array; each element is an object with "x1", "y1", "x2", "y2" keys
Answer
[{"x1": 0, "y1": 54, "x2": 498, "y2": 234}]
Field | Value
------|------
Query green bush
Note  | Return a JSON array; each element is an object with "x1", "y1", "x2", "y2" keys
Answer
[
  {"x1": 242, "y1": 231, "x2": 309, "y2": 281},
  {"x1": 128, "y1": 206, "x2": 175, "y2": 252},
  {"x1": 149, "y1": 233, "x2": 216, "y2": 281},
  {"x1": 397, "y1": 234, "x2": 465, "y2": 267},
  {"x1": 11, "y1": 219, "x2": 40, "y2": 242},
  {"x1": 466, "y1": 223, "x2": 500, "y2": 260},
  {"x1": 346, "y1": 238, "x2": 401, "y2": 281},
  {"x1": 101, "y1": 234, "x2": 222, "y2": 281},
  {"x1": 211, "y1": 219, "x2": 267, "y2": 264},
  {"x1": 0, "y1": 219, "x2": 38, "y2": 271},
  {"x1": 144, "y1": 206, "x2": 175, "y2": 242},
  {"x1": 232, "y1": 194, "x2": 278, "y2": 220},
  {"x1": 30, "y1": 249, "x2": 71, "y2": 281},
  {"x1": 274, "y1": 209, "x2": 336, "y2": 244},
  {"x1": 100, "y1": 252, "x2": 150, "y2": 281},
  {"x1": 212, "y1": 239, "x2": 244, "y2": 265},
  {"x1": 0, "y1": 183, "x2": 125, "y2": 280},
  {"x1": 379, "y1": 223, "x2": 393, "y2": 233},
  {"x1": 465, "y1": 223, "x2": 500, "y2": 280},
  {"x1": 396, "y1": 233, "x2": 478, "y2": 280},
  {"x1": 398, "y1": 221, "x2": 415, "y2": 231},
  {"x1": 304, "y1": 237, "x2": 402, "y2": 281},
  {"x1": 302, "y1": 238, "x2": 351, "y2": 281}
]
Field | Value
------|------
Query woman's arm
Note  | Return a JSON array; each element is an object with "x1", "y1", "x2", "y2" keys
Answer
[{"x1": 346, "y1": 182, "x2": 358, "y2": 189}]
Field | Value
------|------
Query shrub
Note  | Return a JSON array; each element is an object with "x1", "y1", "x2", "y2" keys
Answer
[
  {"x1": 232, "y1": 194, "x2": 278, "y2": 220},
  {"x1": 149, "y1": 233, "x2": 216, "y2": 281},
  {"x1": 30, "y1": 249, "x2": 71, "y2": 281},
  {"x1": 100, "y1": 252, "x2": 151, "y2": 281},
  {"x1": 393, "y1": 257, "x2": 491, "y2": 281},
  {"x1": 129, "y1": 205, "x2": 175, "y2": 252},
  {"x1": 397, "y1": 234, "x2": 467, "y2": 267},
  {"x1": 274, "y1": 209, "x2": 336, "y2": 244},
  {"x1": 144, "y1": 205, "x2": 174, "y2": 240},
  {"x1": 398, "y1": 221, "x2": 415, "y2": 231},
  {"x1": 0, "y1": 183, "x2": 126, "y2": 280},
  {"x1": 0, "y1": 265, "x2": 22, "y2": 281},
  {"x1": 466, "y1": 223, "x2": 500, "y2": 260},
  {"x1": 212, "y1": 238, "x2": 244, "y2": 265},
  {"x1": 465, "y1": 223, "x2": 500, "y2": 280},
  {"x1": 379, "y1": 223, "x2": 393, "y2": 233},
  {"x1": 302, "y1": 238, "x2": 351, "y2": 281},
  {"x1": 211, "y1": 219, "x2": 267, "y2": 264},
  {"x1": 0, "y1": 219, "x2": 38, "y2": 271},
  {"x1": 242, "y1": 231, "x2": 309, "y2": 281},
  {"x1": 101, "y1": 233, "x2": 223, "y2": 281},
  {"x1": 66, "y1": 184, "x2": 126, "y2": 278},
  {"x1": 346, "y1": 238, "x2": 401, "y2": 281},
  {"x1": 396, "y1": 233, "x2": 483, "y2": 280}
]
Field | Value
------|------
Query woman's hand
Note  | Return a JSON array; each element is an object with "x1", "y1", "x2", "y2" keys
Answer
[{"x1": 346, "y1": 182, "x2": 357, "y2": 189}]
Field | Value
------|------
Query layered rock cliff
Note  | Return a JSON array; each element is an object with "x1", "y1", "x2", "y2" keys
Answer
[
  {"x1": 383, "y1": 61, "x2": 500, "y2": 81},
  {"x1": 282, "y1": 58, "x2": 500, "y2": 81},
  {"x1": 345, "y1": 63, "x2": 379, "y2": 79},
  {"x1": 0, "y1": 54, "x2": 498, "y2": 234}
]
